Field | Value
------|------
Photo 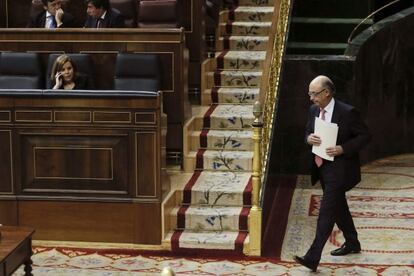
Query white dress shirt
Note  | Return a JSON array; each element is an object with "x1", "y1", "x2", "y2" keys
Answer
[{"x1": 321, "y1": 98, "x2": 335, "y2": 123}]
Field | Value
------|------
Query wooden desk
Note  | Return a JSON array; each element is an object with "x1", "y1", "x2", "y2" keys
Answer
[{"x1": 0, "y1": 226, "x2": 34, "y2": 276}]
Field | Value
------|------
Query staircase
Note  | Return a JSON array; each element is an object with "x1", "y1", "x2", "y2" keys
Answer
[
  {"x1": 164, "y1": 0, "x2": 275, "y2": 254},
  {"x1": 287, "y1": 0, "x2": 373, "y2": 54}
]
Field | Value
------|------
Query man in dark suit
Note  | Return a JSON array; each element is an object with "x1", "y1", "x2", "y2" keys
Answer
[
  {"x1": 84, "y1": 0, "x2": 126, "y2": 28},
  {"x1": 294, "y1": 75, "x2": 371, "y2": 272},
  {"x1": 28, "y1": 0, "x2": 75, "y2": 28}
]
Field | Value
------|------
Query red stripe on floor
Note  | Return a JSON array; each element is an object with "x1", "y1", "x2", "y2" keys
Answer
[
  {"x1": 223, "y1": 36, "x2": 230, "y2": 50},
  {"x1": 235, "y1": 231, "x2": 248, "y2": 253},
  {"x1": 211, "y1": 87, "x2": 219, "y2": 103},
  {"x1": 170, "y1": 230, "x2": 183, "y2": 251},
  {"x1": 213, "y1": 71, "x2": 221, "y2": 86},
  {"x1": 239, "y1": 207, "x2": 250, "y2": 231},
  {"x1": 216, "y1": 50, "x2": 228, "y2": 69},
  {"x1": 243, "y1": 176, "x2": 253, "y2": 206},
  {"x1": 177, "y1": 205, "x2": 190, "y2": 229},
  {"x1": 196, "y1": 149, "x2": 207, "y2": 169},
  {"x1": 200, "y1": 129, "x2": 209, "y2": 148},
  {"x1": 228, "y1": 9, "x2": 235, "y2": 21},
  {"x1": 261, "y1": 174, "x2": 297, "y2": 258},
  {"x1": 225, "y1": 21, "x2": 233, "y2": 35},
  {"x1": 203, "y1": 104, "x2": 217, "y2": 128},
  {"x1": 183, "y1": 171, "x2": 202, "y2": 204}
]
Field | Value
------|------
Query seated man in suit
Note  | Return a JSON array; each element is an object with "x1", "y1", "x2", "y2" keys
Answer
[
  {"x1": 28, "y1": 0, "x2": 75, "y2": 28},
  {"x1": 84, "y1": 0, "x2": 126, "y2": 28}
]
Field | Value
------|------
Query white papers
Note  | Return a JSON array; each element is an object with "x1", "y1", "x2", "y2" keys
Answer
[{"x1": 312, "y1": 117, "x2": 338, "y2": 161}]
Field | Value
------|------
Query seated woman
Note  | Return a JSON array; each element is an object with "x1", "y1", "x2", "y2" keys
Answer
[{"x1": 51, "y1": 55, "x2": 91, "y2": 90}]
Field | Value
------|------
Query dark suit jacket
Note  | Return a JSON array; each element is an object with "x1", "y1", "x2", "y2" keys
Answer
[
  {"x1": 84, "y1": 8, "x2": 126, "y2": 28},
  {"x1": 27, "y1": 10, "x2": 75, "y2": 28},
  {"x1": 305, "y1": 99, "x2": 371, "y2": 190}
]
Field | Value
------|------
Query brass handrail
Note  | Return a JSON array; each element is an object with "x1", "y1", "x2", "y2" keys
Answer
[
  {"x1": 260, "y1": 0, "x2": 291, "y2": 183},
  {"x1": 248, "y1": 0, "x2": 292, "y2": 256},
  {"x1": 348, "y1": 0, "x2": 401, "y2": 43}
]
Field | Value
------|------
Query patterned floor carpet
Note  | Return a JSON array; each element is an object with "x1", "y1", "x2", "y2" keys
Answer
[
  {"x1": 13, "y1": 154, "x2": 414, "y2": 275},
  {"x1": 281, "y1": 154, "x2": 414, "y2": 274}
]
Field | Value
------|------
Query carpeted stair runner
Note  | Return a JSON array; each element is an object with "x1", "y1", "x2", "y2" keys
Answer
[{"x1": 167, "y1": 0, "x2": 274, "y2": 254}]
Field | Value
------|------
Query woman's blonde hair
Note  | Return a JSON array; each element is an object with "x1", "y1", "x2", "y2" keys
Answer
[{"x1": 50, "y1": 54, "x2": 77, "y2": 83}]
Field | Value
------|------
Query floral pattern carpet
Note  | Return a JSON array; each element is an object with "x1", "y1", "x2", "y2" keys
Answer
[
  {"x1": 168, "y1": 0, "x2": 275, "y2": 253},
  {"x1": 281, "y1": 154, "x2": 414, "y2": 272},
  {"x1": 12, "y1": 244, "x2": 414, "y2": 275},
  {"x1": 12, "y1": 154, "x2": 414, "y2": 275}
]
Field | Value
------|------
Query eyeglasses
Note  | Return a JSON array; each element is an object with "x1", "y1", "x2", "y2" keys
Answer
[{"x1": 308, "y1": 88, "x2": 326, "y2": 97}]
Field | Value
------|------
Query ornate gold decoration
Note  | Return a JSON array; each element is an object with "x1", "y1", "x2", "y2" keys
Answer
[
  {"x1": 249, "y1": 0, "x2": 292, "y2": 256},
  {"x1": 249, "y1": 101, "x2": 263, "y2": 255},
  {"x1": 261, "y1": 0, "x2": 291, "y2": 177}
]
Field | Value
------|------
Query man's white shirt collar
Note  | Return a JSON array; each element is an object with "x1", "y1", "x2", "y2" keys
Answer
[
  {"x1": 100, "y1": 11, "x2": 107, "y2": 20},
  {"x1": 321, "y1": 98, "x2": 335, "y2": 123}
]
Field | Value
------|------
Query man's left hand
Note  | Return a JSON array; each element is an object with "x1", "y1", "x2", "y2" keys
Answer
[
  {"x1": 326, "y1": 145, "x2": 343, "y2": 157},
  {"x1": 55, "y1": 8, "x2": 64, "y2": 26}
]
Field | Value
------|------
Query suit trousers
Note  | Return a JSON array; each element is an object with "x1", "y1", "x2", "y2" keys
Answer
[{"x1": 305, "y1": 163, "x2": 359, "y2": 264}]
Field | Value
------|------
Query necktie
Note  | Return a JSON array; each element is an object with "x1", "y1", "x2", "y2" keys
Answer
[
  {"x1": 49, "y1": 16, "x2": 57, "y2": 28},
  {"x1": 314, "y1": 108, "x2": 326, "y2": 167},
  {"x1": 96, "y1": 18, "x2": 103, "y2": 29}
]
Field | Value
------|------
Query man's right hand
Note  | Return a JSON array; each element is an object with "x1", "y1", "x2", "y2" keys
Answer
[{"x1": 307, "y1": 133, "x2": 322, "y2": 146}]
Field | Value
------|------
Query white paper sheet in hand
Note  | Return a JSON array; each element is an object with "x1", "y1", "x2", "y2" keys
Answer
[{"x1": 312, "y1": 117, "x2": 338, "y2": 161}]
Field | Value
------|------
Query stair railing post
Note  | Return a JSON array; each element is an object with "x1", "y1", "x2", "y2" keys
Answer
[{"x1": 249, "y1": 101, "x2": 263, "y2": 256}]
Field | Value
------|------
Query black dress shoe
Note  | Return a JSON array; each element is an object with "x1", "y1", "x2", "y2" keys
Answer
[
  {"x1": 330, "y1": 244, "x2": 361, "y2": 256},
  {"x1": 293, "y1": 255, "x2": 317, "y2": 272}
]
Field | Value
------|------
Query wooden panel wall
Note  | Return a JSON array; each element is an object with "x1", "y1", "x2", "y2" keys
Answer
[
  {"x1": 0, "y1": 91, "x2": 165, "y2": 244},
  {"x1": 0, "y1": 130, "x2": 13, "y2": 194},
  {"x1": 179, "y1": 0, "x2": 206, "y2": 92}
]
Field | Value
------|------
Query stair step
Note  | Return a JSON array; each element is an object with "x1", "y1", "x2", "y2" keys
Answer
[
  {"x1": 167, "y1": 230, "x2": 249, "y2": 252},
  {"x1": 289, "y1": 17, "x2": 372, "y2": 43},
  {"x1": 292, "y1": 0, "x2": 371, "y2": 18},
  {"x1": 189, "y1": 129, "x2": 254, "y2": 151},
  {"x1": 215, "y1": 51, "x2": 266, "y2": 70},
  {"x1": 287, "y1": 42, "x2": 347, "y2": 55},
  {"x1": 220, "y1": 22, "x2": 272, "y2": 36},
  {"x1": 204, "y1": 104, "x2": 255, "y2": 129},
  {"x1": 182, "y1": 171, "x2": 252, "y2": 206},
  {"x1": 217, "y1": 36, "x2": 269, "y2": 51},
  {"x1": 207, "y1": 71, "x2": 262, "y2": 88},
  {"x1": 172, "y1": 205, "x2": 249, "y2": 231},
  {"x1": 236, "y1": 0, "x2": 275, "y2": 6},
  {"x1": 188, "y1": 149, "x2": 253, "y2": 171},
  {"x1": 202, "y1": 87, "x2": 259, "y2": 105},
  {"x1": 221, "y1": 6, "x2": 274, "y2": 22}
]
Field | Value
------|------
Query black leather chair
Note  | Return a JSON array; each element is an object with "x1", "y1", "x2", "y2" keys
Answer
[
  {"x1": 110, "y1": 0, "x2": 137, "y2": 28},
  {"x1": 137, "y1": 0, "x2": 179, "y2": 28},
  {"x1": 46, "y1": 53, "x2": 94, "y2": 89},
  {"x1": 114, "y1": 53, "x2": 161, "y2": 92},
  {"x1": 0, "y1": 52, "x2": 43, "y2": 89}
]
